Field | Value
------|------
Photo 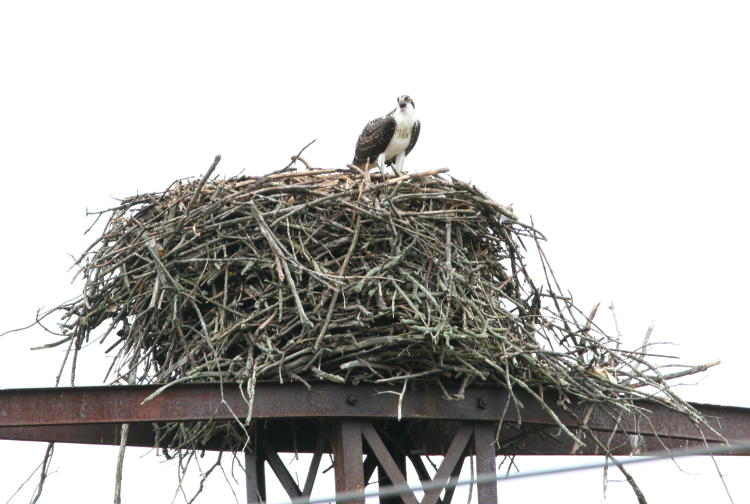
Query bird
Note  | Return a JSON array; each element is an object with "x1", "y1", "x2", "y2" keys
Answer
[{"x1": 352, "y1": 95, "x2": 420, "y2": 174}]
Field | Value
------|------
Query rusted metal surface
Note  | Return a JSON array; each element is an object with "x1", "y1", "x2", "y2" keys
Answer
[
  {"x1": 0, "y1": 423, "x2": 154, "y2": 447},
  {"x1": 1, "y1": 383, "x2": 750, "y2": 455},
  {"x1": 361, "y1": 422, "x2": 419, "y2": 504},
  {"x1": 362, "y1": 420, "x2": 495, "y2": 504},
  {"x1": 245, "y1": 450, "x2": 265, "y2": 504},
  {"x1": 473, "y1": 423, "x2": 499, "y2": 504},
  {"x1": 3, "y1": 420, "x2": 742, "y2": 456},
  {"x1": 421, "y1": 424, "x2": 472, "y2": 504},
  {"x1": 262, "y1": 435, "x2": 304, "y2": 499},
  {"x1": 303, "y1": 436, "x2": 325, "y2": 497},
  {"x1": 0, "y1": 383, "x2": 731, "y2": 438},
  {"x1": 6, "y1": 384, "x2": 750, "y2": 504},
  {"x1": 0, "y1": 383, "x2": 526, "y2": 425},
  {"x1": 439, "y1": 449, "x2": 465, "y2": 504},
  {"x1": 333, "y1": 420, "x2": 365, "y2": 504}
]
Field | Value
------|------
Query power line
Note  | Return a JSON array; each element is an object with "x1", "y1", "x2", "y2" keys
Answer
[{"x1": 288, "y1": 440, "x2": 750, "y2": 504}]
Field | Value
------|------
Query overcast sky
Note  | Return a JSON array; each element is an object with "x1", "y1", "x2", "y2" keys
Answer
[{"x1": 1, "y1": 1, "x2": 749, "y2": 502}]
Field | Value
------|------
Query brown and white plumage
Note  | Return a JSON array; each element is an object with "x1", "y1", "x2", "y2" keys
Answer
[{"x1": 352, "y1": 95, "x2": 420, "y2": 172}]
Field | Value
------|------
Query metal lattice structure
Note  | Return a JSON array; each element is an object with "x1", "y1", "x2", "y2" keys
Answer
[{"x1": 3, "y1": 383, "x2": 750, "y2": 503}]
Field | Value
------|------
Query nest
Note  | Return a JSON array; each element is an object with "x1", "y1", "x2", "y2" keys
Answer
[{"x1": 50, "y1": 165, "x2": 711, "y2": 452}]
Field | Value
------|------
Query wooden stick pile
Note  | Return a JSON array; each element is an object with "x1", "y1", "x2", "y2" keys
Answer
[{"x1": 52, "y1": 166, "x2": 711, "y2": 451}]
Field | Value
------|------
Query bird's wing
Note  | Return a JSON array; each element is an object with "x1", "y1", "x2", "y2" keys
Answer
[
  {"x1": 405, "y1": 120, "x2": 420, "y2": 156},
  {"x1": 353, "y1": 114, "x2": 397, "y2": 164}
]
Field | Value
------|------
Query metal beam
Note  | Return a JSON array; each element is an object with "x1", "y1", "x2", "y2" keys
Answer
[
  {"x1": 421, "y1": 424, "x2": 472, "y2": 504},
  {"x1": 302, "y1": 436, "x2": 325, "y2": 497},
  {"x1": 2, "y1": 420, "x2": 743, "y2": 456},
  {"x1": 262, "y1": 435, "x2": 303, "y2": 499},
  {"x1": 333, "y1": 420, "x2": 365, "y2": 504},
  {"x1": 0, "y1": 384, "x2": 729, "y2": 437},
  {"x1": 245, "y1": 450, "x2": 265, "y2": 504},
  {"x1": 1, "y1": 383, "x2": 749, "y2": 451},
  {"x1": 361, "y1": 422, "x2": 419, "y2": 504},
  {"x1": 473, "y1": 423, "x2": 499, "y2": 504}
]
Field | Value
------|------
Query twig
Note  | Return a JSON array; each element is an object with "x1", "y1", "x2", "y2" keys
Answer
[
  {"x1": 281, "y1": 139, "x2": 317, "y2": 172},
  {"x1": 173, "y1": 154, "x2": 221, "y2": 235},
  {"x1": 315, "y1": 217, "x2": 362, "y2": 348},
  {"x1": 29, "y1": 443, "x2": 54, "y2": 504}
]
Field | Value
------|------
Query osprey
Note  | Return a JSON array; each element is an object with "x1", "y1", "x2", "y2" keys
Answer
[{"x1": 352, "y1": 95, "x2": 420, "y2": 173}]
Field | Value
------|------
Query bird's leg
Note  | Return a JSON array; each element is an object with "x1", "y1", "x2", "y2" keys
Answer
[
  {"x1": 364, "y1": 159, "x2": 372, "y2": 185},
  {"x1": 393, "y1": 152, "x2": 405, "y2": 176},
  {"x1": 377, "y1": 153, "x2": 386, "y2": 171},
  {"x1": 376, "y1": 152, "x2": 387, "y2": 180}
]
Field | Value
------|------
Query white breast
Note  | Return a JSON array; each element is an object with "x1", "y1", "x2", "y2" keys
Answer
[{"x1": 383, "y1": 108, "x2": 417, "y2": 161}]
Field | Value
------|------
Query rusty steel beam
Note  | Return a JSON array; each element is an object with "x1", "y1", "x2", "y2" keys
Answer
[
  {"x1": 333, "y1": 420, "x2": 365, "y2": 504},
  {"x1": 302, "y1": 436, "x2": 325, "y2": 497},
  {"x1": 0, "y1": 383, "x2": 542, "y2": 426},
  {"x1": 0, "y1": 423, "x2": 154, "y2": 447},
  {"x1": 245, "y1": 450, "x2": 265, "y2": 504},
  {"x1": 1, "y1": 383, "x2": 749, "y2": 449},
  {"x1": 421, "y1": 424, "x2": 472, "y2": 504},
  {"x1": 361, "y1": 422, "x2": 419, "y2": 504},
  {"x1": 3, "y1": 420, "x2": 744, "y2": 456},
  {"x1": 473, "y1": 423, "x2": 499, "y2": 504},
  {"x1": 262, "y1": 435, "x2": 303, "y2": 499}
]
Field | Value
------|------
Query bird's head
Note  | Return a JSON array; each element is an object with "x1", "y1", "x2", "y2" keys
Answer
[{"x1": 397, "y1": 95, "x2": 415, "y2": 112}]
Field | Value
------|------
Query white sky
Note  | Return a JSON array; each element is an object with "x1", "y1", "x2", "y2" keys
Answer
[{"x1": 1, "y1": 1, "x2": 749, "y2": 502}]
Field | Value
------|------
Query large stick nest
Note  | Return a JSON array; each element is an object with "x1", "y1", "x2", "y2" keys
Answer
[{"x1": 52, "y1": 166, "x2": 710, "y2": 451}]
